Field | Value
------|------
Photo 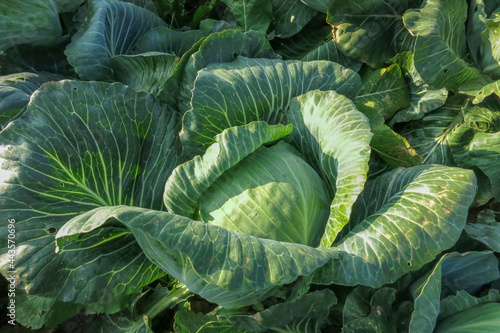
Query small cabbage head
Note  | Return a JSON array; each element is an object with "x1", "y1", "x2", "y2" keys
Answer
[{"x1": 198, "y1": 141, "x2": 330, "y2": 247}]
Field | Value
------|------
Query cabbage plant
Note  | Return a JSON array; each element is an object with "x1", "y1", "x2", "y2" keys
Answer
[{"x1": 0, "y1": 0, "x2": 499, "y2": 331}]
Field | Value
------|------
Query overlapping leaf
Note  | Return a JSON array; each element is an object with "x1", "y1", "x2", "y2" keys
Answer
[
  {"x1": 403, "y1": 0, "x2": 480, "y2": 89},
  {"x1": 65, "y1": 0, "x2": 166, "y2": 80},
  {"x1": 0, "y1": 80, "x2": 182, "y2": 304},
  {"x1": 314, "y1": 165, "x2": 477, "y2": 286},
  {"x1": 164, "y1": 122, "x2": 293, "y2": 218},
  {"x1": 178, "y1": 30, "x2": 279, "y2": 114},
  {"x1": 0, "y1": 0, "x2": 62, "y2": 52},
  {"x1": 56, "y1": 205, "x2": 336, "y2": 308},
  {"x1": 285, "y1": 90, "x2": 372, "y2": 247},
  {"x1": 0, "y1": 72, "x2": 65, "y2": 129},
  {"x1": 327, "y1": 0, "x2": 415, "y2": 68},
  {"x1": 181, "y1": 57, "x2": 361, "y2": 157}
]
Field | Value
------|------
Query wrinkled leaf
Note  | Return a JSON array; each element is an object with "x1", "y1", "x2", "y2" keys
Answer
[
  {"x1": 403, "y1": 0, "x2": 479, "y2": 89},
  {"x1": 181, "y1": 57, "x2": 361, "y2": 157},
  {"x1": 65, "y1": 0, "x2": 165, "y2": 80}
]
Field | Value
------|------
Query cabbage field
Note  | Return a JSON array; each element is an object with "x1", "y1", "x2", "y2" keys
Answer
[{"x1": 1, "y1": 0, "x2": 500, "y2": 331}]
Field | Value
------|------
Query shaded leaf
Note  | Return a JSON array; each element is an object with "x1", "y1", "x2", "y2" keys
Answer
[{"x1": 65, "y1": 0, "x2": 165, "y2": 81}]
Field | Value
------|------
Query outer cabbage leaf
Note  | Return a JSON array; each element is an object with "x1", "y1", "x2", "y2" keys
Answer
[
  {"x1": 221, "y1": 0, "x2": 272, "y2": 34},
  {"x1": 434, "y1": 303, "x2": 500, "y2": 333},
  {"x1": 355, "y1": 63, "x2": 411, "y2": 120},
  {"x1": 327, "y1": 0, "x2": 414, "y2": 68},
  {"x1": 459, "y1": 76, "x2": 500, "y2": 104},
  {"x1": 301, "y1": 40, "x2": 363, "y2": 72},
  {"x1": 59, "y1": 165, "x2": 475, "y2": 308},
  {"x1": 134, "y1": 26, "x2": 208, "y2": 56},
  {"x1": 0, "y1": 80, "x2": 182, "y2": 304},
  {"x1": 439, "y1": 289, "x2": 500, "y2": 322},
  {"x1": 403, "y1": 0, "x2": 479, "y2": 89},
  {"x1": 181, "y1": 57, "x2": 361, "y2": 157},
  {"x1": 65, "y1": 0, "x2": 166, "y2": 81},
  {"x1": 271, "y1": 22, "x2": 332, "y2": 60},
  {"x1": 398, "y1": 95, "x2": 467, "y2": 165},
  {"x1": 390, "y1": 51, "x2": 448, "y2": 124},
  {"x1": 342, "y1": 287, "x2": 397, "y2": 333},
  {"x1": 408, "y1": 252, "x2": 499, "y2": 333},
  {"x1": 83, "y1": 284, "x2": 191, "y2": 333},
  {"x1": 178, "y1": 30, "x2": 279, "y2": 114},
  {"x1": 314, "y1": 165, "x2": 477, "y2": 286},
  {"x1": 465, "y1": 209, "x2": 500, "y2": 251},
  {"x1": 284, "y1": 90, "x2": 372, "y2": 247},
  {"x1": 0, "y1": 72, "x2": 65, "y2": 130},
  {"x1": 0, "y1": 0, "x2": 62, "y2": 52},
  {"x1": 56, "y1": 205, "x2": 336, "y2": 308},
  {"x1": 469, "y1": 131, "x2": 500, "y2": 200},
  {"x1": 110, "y1": 52, "x2": 178, "y2": 97},
  {"x1": 0, "y1": 40, "x2": 74, "y2": 77},
  {"x1": 466, "y1": 0, "x2": 500, "y2": 66},
  {"x1": 271, "y1": 0, "x2": 319, "y2": 38},
  {"x1": 229, "y1": 289, "x2": 336, "y2": 332}
]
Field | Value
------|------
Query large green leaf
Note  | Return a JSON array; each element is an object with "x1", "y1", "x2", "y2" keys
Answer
[
  {"x1": 398, "y1": 95, "x2": 467, "y2": 165},
  {"x1": 447, "y1": 100, "x2": 500, "y2": 174},
  {"x1": 390, "y1": 51, "x2": 448, "y2": 124},
  {"x1": 134, "y1": 26, "x2": 208, "y2": 56},
  {"x1": 164, "y1": 122, "x2": 293, "y2": 218},
  {"x1": 16, "y1": 293, "x2": 82, "y2": 329},
  {"x1": 313, "y1": 165, "x2": 477, "y2": 286},
  {"x1": 0, "y1": 0, "x2": 62, "y2": 52},
  {"x1": 409, "y1": 252, "x2": 498, "y2": 333},
  {"x1": 271, "y1": 0, "x2": 319, "y2": 38},
  {"x1": 434, "y1": 303, "x2": 500, "y2": 333},
  {"x1": 403, "y1": 0, "x2": 479, "y2": 89},
  {"x1": 0, "y1": 40, "x2": 74, "y2": 77},
  {"x1": 301, "y1": 40, "x2": 363, "y2": 72},
  {"x1": 65, "y1": 0, "x2": 165, "y2": 81},
  {"x1": 369, "y1": 122, "x2": 422, "y2": 168},
  {"x1": 110, "y1": 52, "x2": 179, "y2": 97},
  {"x1": 55, "y1": 205, "x2": 337, "y2": 308},
  {"x1": 284, "y1": 90, "x2": 372, "y2": 247},
  {"x1": 229, "y1": 289, "x2": 336, "y2": 332},
  {"x1": 439, "y1": 289, "x2": 500, "y2": 322},
  {"x1": 178, "y1": 30, "x2": 278, "y2": 114},
  {"x1": 0, "y1": 72, "x2": 64, "y2": 129},
  {"x1": 459, "y1": 76, "x2": 500, "y2": 104},
  {"x1": 181, "y1": 57, "x2": 361, "y2": 157},
  {"x1": 466, "y1": 0, "x2": 500, "y2": 67},
  {"x1": 84, "y1": 284, "x2": 192, "y2": 333},
  {"x1": 271, "y1": 20, "x2": 332, "y2": 60},
  {"x1": 0, "y1": 80, "x2": 182, "y2": 304},
  {"x1": 469, "y1": 131, "x2": 500, "y2": 200},
  {"x1": 221, "y1": 0, "x2": 272, "y2": 34},
  {"x1": 465, "y1": 209, "x2": 500, "y2": 251},
  {"x1": 355, "y1": 63, "x2": 411, "y2": 120},
  {"x1": 342, "y1": 287, "x2": 397, "y2": 333},
  {"x1": 327, "y1": 0, "x2": 414, "y2": 68}
]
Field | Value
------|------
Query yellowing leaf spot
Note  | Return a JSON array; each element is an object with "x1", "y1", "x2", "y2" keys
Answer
[
  {"x1": 365, "y1": 101, "x2": 376, "y2": 108},
  {"x1": 422, "y1": 219, "x2": 430, "y2": 226}
]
